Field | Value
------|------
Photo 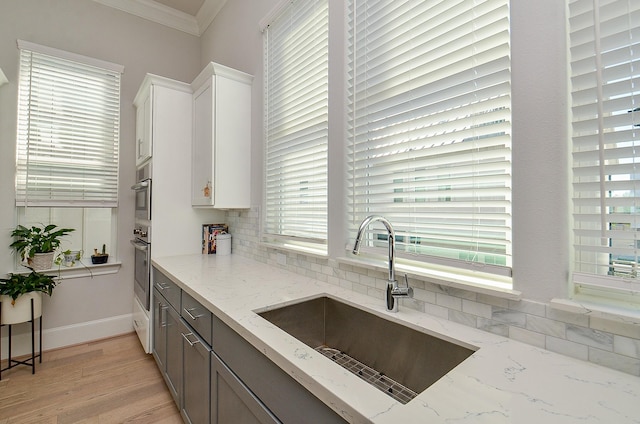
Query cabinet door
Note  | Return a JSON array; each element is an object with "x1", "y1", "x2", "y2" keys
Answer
[
  {"x1": 191, "y1": 64, "x2": 252, "y2": 209},
  {"x1": 182, "y1": 326, "x2": 211, "y2": 424},
  {"x1": 191, "y1": 80, "x2": 213, "y2": 206},
  {"x1": 136, "y1": 88, "x2": 152, "y2": 166},
  {"x1": 165, "y1": 305, "x2": 183, "y2": 406},
  {"x1": 211, "y1": 352, "x2": 280, "y2": 424},
  {"x1": 152, "y1": 289, "x2": 168, "y2": 371}
]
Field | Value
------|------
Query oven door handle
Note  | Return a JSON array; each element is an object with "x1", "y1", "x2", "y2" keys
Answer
[
  {"x1": 131, "y1": 180, "x2": 150, "y2": 190},
  {"x1": 130, "y1": 239, "x2": 149, "y2": 251}
]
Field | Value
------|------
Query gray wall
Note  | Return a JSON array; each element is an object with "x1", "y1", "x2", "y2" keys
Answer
[{"x1": 0, "y1": 0, "x2": 200, "y2": 348}]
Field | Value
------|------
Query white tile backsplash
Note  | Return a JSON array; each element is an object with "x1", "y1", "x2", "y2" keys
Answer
[
  {"x1": 567, "y1": 325, "x2": 614, "y2": 351},
  {"x1": 526, "y1": 315, "x2": 567, "y2": 338},
  {"x1": 614, "y1": 335, "x2": 640, "y2": 359}
]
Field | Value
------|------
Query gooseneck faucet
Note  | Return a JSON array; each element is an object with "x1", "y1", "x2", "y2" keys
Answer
[{"x1": 352, "y1": 215, "x2": 413, "y2": 312}]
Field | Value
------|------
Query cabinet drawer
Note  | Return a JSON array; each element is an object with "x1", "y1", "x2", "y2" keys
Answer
[
  {"x1": 181, "y1": 291, "x2": 212, "y2": 345},
  {"x1": 153, "y1": 267, "x2": 180, "y2": 311}
]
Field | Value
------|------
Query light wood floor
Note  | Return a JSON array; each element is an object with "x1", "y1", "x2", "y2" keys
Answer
[{"x1": 0, "y1": 332, "x2": 183, "y2": 424}]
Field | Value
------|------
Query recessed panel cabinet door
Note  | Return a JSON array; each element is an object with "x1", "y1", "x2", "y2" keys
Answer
[
  {"x1": 211, "y1": 352, "x2": 280, "y2": 424},
  {"x1": 191, "y1": 62, "x2": 252, "y2": 208},
  {"x1": 182, "y1": 328, "x2": 211, "y2": 424},
  {"x1": 152, "y1": 289, "x2": 167, "y2": 370},
  {"x1": 165, "y1": 305, "x2": 183, "y2": 405}
]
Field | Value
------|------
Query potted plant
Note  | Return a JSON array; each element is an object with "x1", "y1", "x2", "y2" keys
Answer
[
  {"x1": 10, "y1": 224, "x2": 75, "y2": 271},
  {"x1": 55, "y1": 249, "x2": 83, "y2": 267},
  {"x1": 0, "y1": 271, "x2": 58, "y2": 324},
  {"x1": 91, "y1": 244, "x2": 109, "y2": 264}
]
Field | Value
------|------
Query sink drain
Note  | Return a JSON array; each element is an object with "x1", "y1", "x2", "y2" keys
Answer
[{"x1": 314, "y1": 346, "x2": 417, "y2": 404}]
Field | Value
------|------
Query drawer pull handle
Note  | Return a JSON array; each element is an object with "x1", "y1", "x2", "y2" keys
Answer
[
  {"x1": 160, "y1": 305, "x2": 168, "y2": 328},
  {"x1": 183, "y1": 307, "x2": 203, "y2": 320},
  {"x1": 154, "y1": 282, "x2": 169, "y2": 291},
  {"x1": 181, "y1": 332, "x2": 200, "y2": 347}
]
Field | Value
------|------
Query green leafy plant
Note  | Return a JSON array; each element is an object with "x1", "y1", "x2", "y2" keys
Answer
[
  {"x1": 10, "y1": 224, "x2": 75, "y2": 260},
  {"x1": 55, "y1": 249, "x2": 83, "y2": 266},
  {"x1": 0, "y1": 272, "x2": 58, "y2": 305}
]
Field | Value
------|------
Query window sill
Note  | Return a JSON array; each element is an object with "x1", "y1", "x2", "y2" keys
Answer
[
  {"x1": 14, "y1": 260, "x2": 121, "y2": 280},
  {"x1": 550, "y1": 297, "x2": 640, "y2": 324},
  {"x1": 338, "y1": 255, "x2": 521, "y2": 301},
  {"x1": 260, "y1": 241, "x2": 328, "y2": 259}
]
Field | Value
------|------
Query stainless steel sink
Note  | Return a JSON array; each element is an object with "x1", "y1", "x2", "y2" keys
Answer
[{"x1": 258, "y1": 296, "x2": 476, "y2": 404}]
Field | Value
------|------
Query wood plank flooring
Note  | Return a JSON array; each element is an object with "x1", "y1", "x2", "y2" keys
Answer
[{"x1": 0, "y1": 332, "x2": 183, "y2": 424}]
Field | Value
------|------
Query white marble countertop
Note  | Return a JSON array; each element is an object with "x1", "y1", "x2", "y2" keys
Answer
[{"x1": 152, "y1": 254, "x2": 640, "y2": 424}]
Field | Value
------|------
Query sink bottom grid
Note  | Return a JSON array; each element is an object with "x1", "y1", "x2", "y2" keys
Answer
[{"x1": 314, "y1": 346, "x2": 417, "y2": 404}]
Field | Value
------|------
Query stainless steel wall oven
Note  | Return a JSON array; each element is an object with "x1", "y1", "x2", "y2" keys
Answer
[
  {"x1": 131, "y1": 224, "x2": 150, "y2": 310},
  {"x1": 132, "y1": 164, "x2": 151, "y2": 222}
]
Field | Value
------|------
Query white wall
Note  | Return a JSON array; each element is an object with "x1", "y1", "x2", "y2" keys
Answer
[
  {"x1": 0, "y1": 0, "x2": 201, "y2": 351},
  {"x1": 511, "y1": 0, "x2": 570, "y2": 302}
]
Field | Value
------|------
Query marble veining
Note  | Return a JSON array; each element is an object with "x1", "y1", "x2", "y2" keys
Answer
[{"x1": 152, "y1": 254, "x2": 640, "y2": 424}]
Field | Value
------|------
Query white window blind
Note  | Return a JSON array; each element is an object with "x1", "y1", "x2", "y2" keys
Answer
[
  {"x1": 16, "y1": 41, "x2": 122, "y2": 207},
  {"x1": 570, "y1": 0, "x2": 640, "y2": 291},
  {"x1": 347, "y1": 0, "x2": 512, "y2": 274},
  {"x1": 263, "y1": 0, "x2": 329, "y2": 248}
]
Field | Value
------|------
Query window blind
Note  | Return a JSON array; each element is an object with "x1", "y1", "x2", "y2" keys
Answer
[
  {"x1": 263, "y1": 0, "x2": 329, "y2": 246},
  {"x1": 346, "y1": 0, "x2": 512, "y2": 274},
  {"x1": 570, "y1": 0, "x2": 640, "y2": 288},
  {"x1": 16, "y1": 42, "x2": 121, "y2": 207}
]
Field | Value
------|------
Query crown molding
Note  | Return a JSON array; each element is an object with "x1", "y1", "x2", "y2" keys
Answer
[{"x1": 92, "y1": 0, "x2": 227, "y2": 35}]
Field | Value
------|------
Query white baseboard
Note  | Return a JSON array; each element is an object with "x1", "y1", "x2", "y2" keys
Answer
[{"x1": 1, "y1": 313, "x2": 134, "y2": 359}]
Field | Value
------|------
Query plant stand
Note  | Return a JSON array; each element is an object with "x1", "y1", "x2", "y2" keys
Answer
[{"x1": 0, "y1": 298, "x2": 42, "y2": 380}]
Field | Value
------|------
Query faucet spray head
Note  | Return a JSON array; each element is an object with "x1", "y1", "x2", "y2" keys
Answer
[{"x1": 352, "y1": 238, "x2": 362, "y2": 255}]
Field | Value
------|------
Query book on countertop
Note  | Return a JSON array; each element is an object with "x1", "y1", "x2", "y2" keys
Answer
[{"x1": 202, "y1": 223, "x2": 229, "y2": 254}]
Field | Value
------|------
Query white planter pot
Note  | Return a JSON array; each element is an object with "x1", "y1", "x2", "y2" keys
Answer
[
  {"x1": 0, "y1": 292, "x2": 43, "y2": 325},
  {"x1": 28, "y1": 252, "x2": 55, "y2": 271}
]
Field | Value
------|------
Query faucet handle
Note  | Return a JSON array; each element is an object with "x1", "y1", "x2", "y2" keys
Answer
[{"x1": 392, "y1": 274, "x2": 413, "y2": 298}]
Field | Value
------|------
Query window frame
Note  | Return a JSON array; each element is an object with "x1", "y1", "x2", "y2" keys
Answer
[
  {"x1": 345, "y1": 0, "x2": 513, "y2": 279},
  {"x1": 15, "y1": 40, "x2": 123, "y2": 208},
  {"x1": 13, "y1": 41, "x2": 123, "y2": 272}
]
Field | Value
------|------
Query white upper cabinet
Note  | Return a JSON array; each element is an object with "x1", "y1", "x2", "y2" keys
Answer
[{"x1": 191, "y1": 62, "x2": 253, "y2": 208}]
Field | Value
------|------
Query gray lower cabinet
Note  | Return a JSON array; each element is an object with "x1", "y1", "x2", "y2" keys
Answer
[
  {"x1": 152, "y1": 268, "x2": 346, "y2": 424},
  {"x1": 181, "y1": 319, "x2": 211, "y2": 424},
  {"x1": 152, "y1": 287, "x2": 182, "y2": 405},
  {"x1": 211, "y1": 351, "x2": 280, "y2": 424}
]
